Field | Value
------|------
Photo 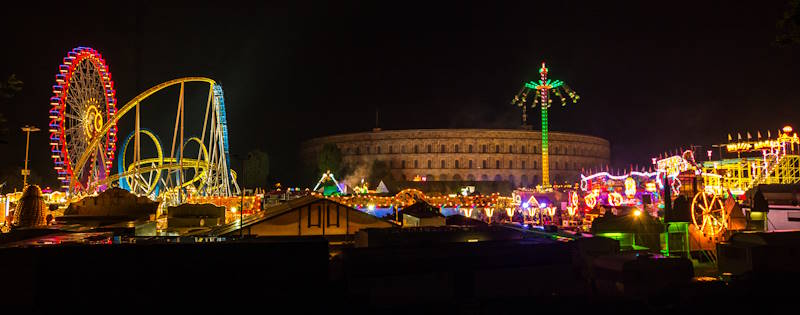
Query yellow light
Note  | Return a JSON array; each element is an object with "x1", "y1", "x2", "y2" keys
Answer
[
  {"x1": 633, "y1": 210, "x2": 641, "y2": 217},
  {"x1": 467, "y1": 239, "x2": 479, "y2": 243},
  {"x1": 624, "y1": 177, "x2": 636, "y2": 197},
  {"x1": 783, "y1": 126, "x2": 793, "y2": 133},
  {"x1": 230, "y1": 207, "x2": 237, "y2": 213}
]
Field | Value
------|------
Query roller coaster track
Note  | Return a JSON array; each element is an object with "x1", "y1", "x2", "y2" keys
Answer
[{"x1": 70, "y1": 77, "x2": 237, "y2": 199}]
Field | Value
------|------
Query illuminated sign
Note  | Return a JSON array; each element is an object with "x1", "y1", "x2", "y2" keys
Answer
[
  {"x1": 656, "y1": 156, "x2": 690, "y2": 176},
  {"x1": 608, "y1": 192, "x2": 623, "y2": 207},
  {"x1": 726, "y1": 142, "x2": 752, "y2": 152},
  {"x1": 726, "y1": 131, "x2": 799, "y2": 153},
  {"x1": 624, "y1": 177, "x2": 636, "y2": 197}
]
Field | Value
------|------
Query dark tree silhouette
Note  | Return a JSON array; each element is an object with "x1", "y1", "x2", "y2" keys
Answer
[
  {"x1": 0, "y1": 74, "x2": 23, "y2": 144},
  {"x1": 244, "y1": 149, "x2": 270, "y2": 189},
  {"x1": 777, "y1": 0, "x2": 800, "y2": 46},
  {"x1": 317, "y1": 143, "x2": 343, "y2": 176}
]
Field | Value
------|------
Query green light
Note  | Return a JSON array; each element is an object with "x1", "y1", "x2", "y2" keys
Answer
[{"x1": 598, "y1": 232, "x2": 626, "y2": 240}]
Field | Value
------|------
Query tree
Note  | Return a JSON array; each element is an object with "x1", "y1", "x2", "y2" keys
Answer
[
  {"x1": 777, "y1": 0, "x2": 800, "y2": 46},
  {"x1": 317, "y1": 143, "x2": 343, "y2": 175},
  {"x1": 244, "y1": 149, "x2": 269, "y2": 189},
  {"x1": 752, "y1": 189, "x2": 769, "y2": 213},
  {"x1": 0, "y1": 74, "x2": 23, "y2": 144},
  {"x1": 368, "y1": 160, "x2": 391, "y2": 185}
]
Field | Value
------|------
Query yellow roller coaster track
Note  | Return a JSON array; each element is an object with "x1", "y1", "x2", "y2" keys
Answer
[{"x1": 70, "y1": 77, "x2": 217, "y2": 194}]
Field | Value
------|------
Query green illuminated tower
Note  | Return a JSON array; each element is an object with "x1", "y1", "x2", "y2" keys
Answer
[{"x1": 511, "y1": 62, "x2": 580, "y2": 188}]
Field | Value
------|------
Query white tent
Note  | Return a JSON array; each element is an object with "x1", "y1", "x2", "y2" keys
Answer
[{"x1": 375, "y1": 181, "x2": 389, "y2": 193}]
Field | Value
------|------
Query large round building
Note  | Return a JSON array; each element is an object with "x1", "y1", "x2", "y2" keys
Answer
[{"x1": 301, "y1": 129, "x2": 610, "y2": 187}]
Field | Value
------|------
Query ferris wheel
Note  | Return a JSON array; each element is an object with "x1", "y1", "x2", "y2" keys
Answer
[{"x1": 49, "y1": 47, "x2": 118, "y2": 193}]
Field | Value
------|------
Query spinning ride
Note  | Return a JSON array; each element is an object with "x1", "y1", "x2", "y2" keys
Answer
[{"x1": 511, "y1": 62, "x2": 580, "y2": 187}]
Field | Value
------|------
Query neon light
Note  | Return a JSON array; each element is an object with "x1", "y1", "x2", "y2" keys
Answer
[
  {"x1": 608, "y1": 192, "x2": 623, "y2": 207},
  {"x1": 511, "y1": 61, "x2": 579, "y2": 187},
  {"x1": 624, "y1": 177, "x2": 636, "y2": 197},
  {"x1": 581, "y1": 171, "x2": 658, "y2": 181},
  {"x1": 584, "y1": 190, "x2": 598, "y2": 209}
]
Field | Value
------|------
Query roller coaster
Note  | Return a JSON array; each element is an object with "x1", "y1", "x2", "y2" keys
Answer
[{"x1": 49, "y1": 46, "x2": 238, "y2": 203}]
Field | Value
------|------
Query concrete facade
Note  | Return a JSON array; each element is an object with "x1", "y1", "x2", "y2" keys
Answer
[{"x1": 301, "y1": 129, "x2": 610, "y2": 187}]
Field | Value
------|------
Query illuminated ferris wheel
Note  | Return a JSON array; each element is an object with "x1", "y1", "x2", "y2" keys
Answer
[{"x1": 49, "y1": 47, "x2": 118, "y2": 193}]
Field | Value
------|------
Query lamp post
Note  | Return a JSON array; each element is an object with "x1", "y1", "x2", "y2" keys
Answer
[
  {"x1": 21, "y1": 125, "x2": 40, "y2": 188},
  {"x1": 233, "y1": 153, "x2": 249, "y2": 238}
]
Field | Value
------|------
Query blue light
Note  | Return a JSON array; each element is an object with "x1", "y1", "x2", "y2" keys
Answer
[{"x1": 522, "y1": 202, "x2": 529, "y2": 209}]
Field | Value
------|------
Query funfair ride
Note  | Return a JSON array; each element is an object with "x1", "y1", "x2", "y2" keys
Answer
[
  {"x1": 578, "y1": 126, "x2": 800, "y2": 238},
  {"x1": 49, "y1": 47, "x2": 239, "y2": 204},
  {"x1": 511, "y1": 62, "x2": 580, "y2": 188}
]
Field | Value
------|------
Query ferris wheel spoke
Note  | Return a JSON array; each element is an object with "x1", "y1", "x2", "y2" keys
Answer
[{"x1": 63, "y1": 112, "x2": 82, "y2": 121}]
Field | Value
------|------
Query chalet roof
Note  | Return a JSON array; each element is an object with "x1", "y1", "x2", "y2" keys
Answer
[
  {"x1": 197, "y1": 195, "x2": 397, "y2": 236},
  {"x1": 445, "y1": 214, "x2": 488, "y2": 226},
  {"x1": 729, "y1": 230, "x2": 800, "y2": 248},
  {"x1": 399, "y1": 201, "x2": 444, "y2": 218},
  {"x1": 590, "y1": 211, "x2": 665, "y2": 234}
]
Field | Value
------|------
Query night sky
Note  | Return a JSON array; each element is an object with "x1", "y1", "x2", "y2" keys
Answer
[{"x1": 1, "y1": 1, "x2": 798, "y2": 188}]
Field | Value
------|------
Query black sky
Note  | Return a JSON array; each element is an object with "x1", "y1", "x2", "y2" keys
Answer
[{"x1": 1, "y1": 0, "x2": 798, "y2": 187}]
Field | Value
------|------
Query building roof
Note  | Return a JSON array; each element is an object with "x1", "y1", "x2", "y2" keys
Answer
[
  {"x1": 729, "y1": 230, "x2": 800, "y2": 247},
  {"x1": 590, "y1": 211, "x2": 665, "y2": 234},
  {"x1": 302, "y1": 128, "x2": 610, "y2": 145},
  {"x1": 197, "y1": 195, "x2": 397, "y2": 236},
  {"x1": 399, "y1": 201, "x2": 444, "y2": 218},
  {"x1": 446, "y1": 214, "x2": 488, "y2": 226}
]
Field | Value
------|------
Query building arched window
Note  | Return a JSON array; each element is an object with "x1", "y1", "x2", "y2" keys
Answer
[
  {"x1": 468, "y1": 144, "x2": 473, "y2": 153},
  {"x1": 455, "y1": 160, "x2": 459, "y2": 169},
  {"x1": 414, "y1": 160, "x2": 418, "y2": 168},
  {"x1": 534, "y1": 161, "x2": 538, "y2": 169},
  {"x1": 414, "y1": 145, "x2": 418, "y2": 153},
  {"x1": 389, "y1": 145, "x2": 393, "y2": 154},
  {"x1": 427, "y1": 160, "x2": 432, "y2": 169},
  {"x1": 376, "y1": 146, "x2": 381, "y2": 154},
  {"x1": 482, "y1": 160, "x2": 487, "y2": 169},
  {"x1": 401, "y1": 160, "x2": 406, "y2": 169},
  {"x1": 468, "y1": 160, "x2": 473, "y2": 169},
  {"x1": 482, "y1": 145, "x2": 487, "y2": 153},
  {"x1": 441, "y1": 160, "x2": 446, "y2": 169},
  {"x1": 509, "y1": 145, "x2": 513, "y2": 153},
  {"x1": 522, "y1": 161, "x2": 526, "y2": 169},
  {"x1": 441, "y1": 144, "x2": 446, "y2": 153},
  {"x1": 508, "y1": 160, "x2": 513, "y2": 169},
  {"x1": 496, "y1": 160, "x2": 501, "y2": 169},
  {"x1": 427, "y1": 144, "x2": 432, "y2": 153},
  {"x1": 454, "y1": 145, "x2": 459, "y2": 153},
  {"x1": 521, "y1": 146, "x2": 526, "y2": 154},
  {"x1": 495, "y1": 145, "x2": 500, "y2": 153}
]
